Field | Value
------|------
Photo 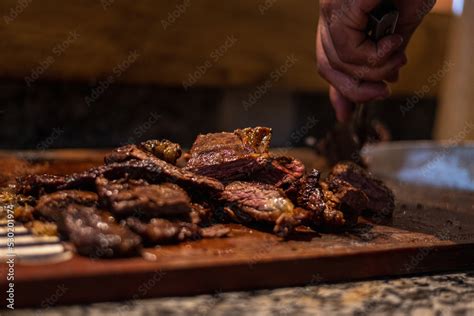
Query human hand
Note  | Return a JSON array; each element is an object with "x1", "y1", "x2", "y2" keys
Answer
[{"x1": 316, "y1": 0, "x2": 436, "y2": 122}]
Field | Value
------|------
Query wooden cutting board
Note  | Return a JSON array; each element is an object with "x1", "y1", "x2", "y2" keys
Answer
[{"x1": 1, "y1": 149, "x2": 474, "y2": 308}]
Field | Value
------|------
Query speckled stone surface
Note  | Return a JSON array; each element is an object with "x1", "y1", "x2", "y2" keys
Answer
[{"x1": 7, "y1": 271, "x2": 474, "y2": 316}]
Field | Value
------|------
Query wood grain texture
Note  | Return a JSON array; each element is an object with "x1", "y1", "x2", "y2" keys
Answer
[
  {"x1": 1, "y1": 149, "x2": 473, "y2": 307},
  {"x1": 0, "y1": 1, "x2": 453, "y2": 95}
]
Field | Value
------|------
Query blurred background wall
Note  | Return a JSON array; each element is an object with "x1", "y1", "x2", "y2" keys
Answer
[{"x1": 0, "y1": 0, "x2": 467, "y2": 149}]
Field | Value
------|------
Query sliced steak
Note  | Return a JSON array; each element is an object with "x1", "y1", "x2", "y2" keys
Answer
[
  {"x1": 327, "y1": 162, "x2": 395, "y2": 218},
  {"x1": 185, "y1": 128, "x2": 271, "y2": 182},
  {"x1": 320, "y1": 181, "x2": 366, "y2": 228},
  {"x1": 324, "y1": 179, "x2": 368, "y2": 213},
  {"x1": 185, "y1": 127, "x2": 304, "y2": 186},
  {"x1": 139, "y1": 139, "x2": 182, "y2": 165},
  {"x1": 189, "y1": 202, "x2": 214, "y2": 225},
  {"x1": 96, "y1": 177, "x2": 191, "y2": 218},
  {"x1": 16, "y1": 174, "x2": 66, "y2": 197},
  {"x1": 106, "y1": 139, "x2": 182, "y2": 165},
  {"x1": 34, "y1": 190, "x2": 98, "y2": 233},
  {"x1": 286, "y1": 169, "x2": 364, "y2": 229},
  {"x1": 64, "y1": 204, "x2": 142, "y2": 258},
  {"x1": 103, "y1": 146, "x2": 224, "y2": 197},
  {"x1": 18, "y1": 158, "x2": 223, "y2": 198},
  {"x1": 254, "y1": 156, "x2": 305, "y2": 188},
  {"x1": 285, "y1": 170, "x2": 326, "y2": 217},
  {"x1": 221, "y1": 181, "x2": 298, "y2": 237},
  {"x1": 233, "y1": 126, "x2": 272, "y2": 153}
]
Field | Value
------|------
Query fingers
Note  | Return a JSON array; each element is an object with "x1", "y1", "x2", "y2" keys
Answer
[
  {"x1": 329, "y1": 23, "x2": 404, "y2": 66},
  {"x1": 317, "y1": 27, "x2": 390, "y2": 104},
  {"x1": 316, "y1": 0, "x2": 410, "y2": 122},
  {"x1": 330, "y1": 86, "x2": 353, "y2": 123},
  {"x1": 320, "y1": 24, "x2": 407, "y2": 82}
]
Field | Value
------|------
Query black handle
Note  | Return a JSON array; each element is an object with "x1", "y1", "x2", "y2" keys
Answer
[{"x1": 366, "y1": 1, "x2": 399, "y2": 41}]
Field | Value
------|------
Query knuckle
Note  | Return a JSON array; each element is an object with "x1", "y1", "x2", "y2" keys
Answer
[{"x1": 326, "y1": 55, "x2": 343, "y2": 72}]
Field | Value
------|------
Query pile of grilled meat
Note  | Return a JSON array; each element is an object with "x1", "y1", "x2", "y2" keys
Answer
[{"x1": 10, "y1": 127, "x2": 395, "y2": 258}]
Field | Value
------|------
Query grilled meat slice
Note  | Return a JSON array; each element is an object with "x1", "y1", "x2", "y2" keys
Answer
[
  {"x1": 221, "y1": 181, "x2": 298, "y2": 237},
  {"x1": 254, "y1": 156, "x2": 305, "y2": 188},
  {"x1": 16, "y1": 174, "x2": 67, "y2": 197},
  {"x1": 106, "y1": 139, "x2": 182, "y2": 165},
  {"x1": 59, "y1": 160, "x2": 165, "y2": 191},
  {"x1": 35, "y1": 190, "x2": 99, "y2": 232},
  {"x1": 64, "y1": 204, "x2": 142, "y2": 258},
  {"x1": 17, "y1": 159, "x2": 223, "y2": 199},
  {"x1": 103, "y1": 146, "x2": 224, "y2": 197},
  {"x1": 323, "y1": 179, "x2": 368, "y2": 213},
  {"x1": 320, "y1": 181, "x2": 366, "y2": 228},
  {"x1": 185, "y1": 128, "x2": 271, "y2": 182},
  {"x1": 327, "y1": 162, "x2": 395, "y2": 218},
  {"x1": 126, "y1": 217, "x2": 229, "y2": 245},
  {"x1": 233, "y1": 126, "x2": 272, "y2": 153},
  {"x1": 185, "y1": 127, "x2": 304, "y2": 185},
  {"x1": 189, "y1": 202, "x2": 214, "y2": 225},
  {"x1": 139, "y1": 139, "x2": 182, "y2": 165},
  {"x1": 96, "y1": 177, "x2": 191, "y2": 218},
  {"x1": 16, "y1": 160, "x2": 161, "y2": 195},
  {"x1": 286, "y1": 169, "x2": 365, "y2": 229},
  {"x1": 285, "y1": 170, "x2": 326, "y2": 221}
]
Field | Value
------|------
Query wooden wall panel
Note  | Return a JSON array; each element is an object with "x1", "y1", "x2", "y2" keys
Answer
[{"x1": 0, "y1": 1, "x2": 453, "y2": 95}]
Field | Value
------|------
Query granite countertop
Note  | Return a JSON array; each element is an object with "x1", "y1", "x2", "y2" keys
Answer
[{"x1": 8, "y1": 271, "x2": 474, "y2": 316}]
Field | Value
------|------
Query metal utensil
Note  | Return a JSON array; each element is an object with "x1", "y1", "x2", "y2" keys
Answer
[{"x1": 352, "y1": 0, "x2": 399, "y2": 149}]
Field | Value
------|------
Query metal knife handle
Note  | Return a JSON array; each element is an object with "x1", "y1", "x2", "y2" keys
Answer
[
  {"x1": 353, "y1": 1, "x2": 399, "y2": 148},
  {"x1": 366, "y1": 1, "x2": 399, "y2": 41}
]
